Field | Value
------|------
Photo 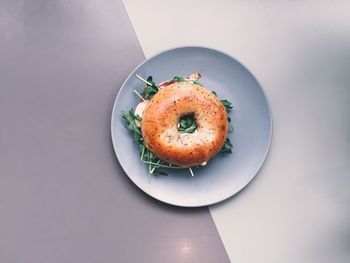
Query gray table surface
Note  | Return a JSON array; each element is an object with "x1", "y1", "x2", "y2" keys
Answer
[{"x1": 0, "y1": 0, "x2": 229, "y2": 262}]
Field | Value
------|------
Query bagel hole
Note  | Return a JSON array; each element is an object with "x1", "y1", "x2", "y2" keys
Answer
[{"x1": 178, "y1": 113, "x2": 197, "y2": 134}]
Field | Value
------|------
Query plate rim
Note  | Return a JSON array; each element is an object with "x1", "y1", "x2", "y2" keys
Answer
[{"x1": 111, "y1": 46, "x2": 273, "y2": 207}]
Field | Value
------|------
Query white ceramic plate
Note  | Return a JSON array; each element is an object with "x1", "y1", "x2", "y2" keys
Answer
[{"x1": 111, "y1": 47, "x2": 272, "y2": 207}]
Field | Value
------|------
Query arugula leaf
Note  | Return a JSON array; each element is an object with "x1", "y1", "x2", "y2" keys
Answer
[
  {"x1": 140, "y1": 76, "x2": 159, "y2": 99},
  {"x1": 122, "y1": 109, "x2": 141, "y2": 136},
  {"x1": 178, "y1": 114, "x2": 197, "y2": 134},
  {"x1": 173, "y1": 76, "x2": 186, "y2": 82},
  {"x1": 221, "y1": 138, "x2": 233, "y2": 153},
  {"x1": 133, "y1": 131, "x2": 141, "y2": 143},
  {"x1": 212, "y1": 91, "x2": 232, "y2": 112},
  {"x1": 220, "y1": 99, "x2": 233, "y2": 112}
]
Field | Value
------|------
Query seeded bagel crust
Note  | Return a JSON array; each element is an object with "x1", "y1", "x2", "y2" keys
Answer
[{"x1": 141, "y1": 81, "x2": 228, "y2": 167}]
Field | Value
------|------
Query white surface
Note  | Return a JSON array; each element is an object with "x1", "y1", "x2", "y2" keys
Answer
[{"x1": 123, "y1": 0, "x2": 350, "y2": 262}]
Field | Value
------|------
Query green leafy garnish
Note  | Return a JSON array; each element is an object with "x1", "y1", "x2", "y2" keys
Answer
[
  {"x1": 140, "y1": 76, "x2": 158, "y2": 99},
  {"x1": 178, "y1": 114, "x2": 197, "y2": 134},
  {"x1": 213, "y1": 91, "x2": 232, "y2": 113},
  {"x1": 173, "y1": 76, "x2": 186, "y2": 82},
  {"x1": 122, "y1": 110, "x2": 141, "y2": 135},
  {"x1": 221, "y1": 138, "x2": 233, "y2": 153},
  {"x1": 220, "y1": 99, "x2": 233, "y2": 112}
]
